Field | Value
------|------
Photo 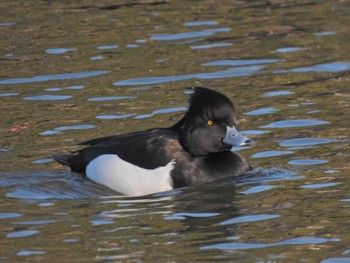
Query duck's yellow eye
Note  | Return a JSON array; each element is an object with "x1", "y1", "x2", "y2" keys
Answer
[{"x1": 207, "y1": 120, "x2": 214, "y2": 126}]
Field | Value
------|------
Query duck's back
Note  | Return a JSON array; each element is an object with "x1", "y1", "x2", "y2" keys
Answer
[{"x1": 55, "y1": 128, "x2": 180, "y2": 174}]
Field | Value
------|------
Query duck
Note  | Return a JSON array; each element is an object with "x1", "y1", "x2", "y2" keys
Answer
[{"x1": 53, "y1": 87, "x2": 255, "y2": 196}]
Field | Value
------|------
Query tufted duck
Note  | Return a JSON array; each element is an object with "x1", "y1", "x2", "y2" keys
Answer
[{"x1": 53, "y1": 87, "x2": 255, "y2": 196}]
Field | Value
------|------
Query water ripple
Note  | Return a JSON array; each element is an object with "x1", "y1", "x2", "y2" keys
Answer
[
  {"x1": 201, "y1": 237, "x2": 340, "y2": 250},
  {"x1": 220, "y1": 214, "x2": 280, "y2": 225},
  {"x1": 183, "y1": 21, "x2": 219, "y2": 26},
  {"x1": 245, "y1": 107, "x2": 279, "y2": 115},
  {"x1": 17, "y1": 250, "x2": 46, "y2": 256},
  {"x1": 314, "y1": 31, "x2": 337, "y2": 36},
  {"x1": 0, "y1": 92, "x2": 19, "y2": 97},
  {"x1": 202, "y1": 59, "x2": 279, "y2": 67},
  {"x1": 0, "y1": 22, "x2": 16, "y2": 26},
  {"x1": 0, "y1": 212, "x2": 22, "y2": 219},
  {"x1": 24, "y1": 95, "x2": 72, "y2": 101},
  {"x1": 97, "y1": 45, "x2": 119, "y2": 50},
  {"x1": 40, "y1": 124, "x2": 97, "y2": 135},
  {"x1": 288, "y1": 159, "x2": 329, "y2": 165},
  {"x1": 46, "y1": 48, "x2": 77, "y2": 54},
  {"x1": 114, "y1": 65, "x2": 264, "y2": 86},
  {"x1": 322, "y1": 259, "x2": 350, "y2": 263},
  {"x1": 261, "y1": 119, "x2": 329, "y2": 128},
  {"x1": 150, "y1": 31, "x2": 214, "y2": 41},
  {"x1": 0, "y1": 70, "x2": 110, "y2": 85},
  {"x1": 301, "y1": 182, "x2": 340, "y2": 189},
  {"x1": 7, "y1": 230, "x2": 39, "y2": 238},
  {"x1": 274, "y1": 47, "x2": 306, "y2": 53},
  {"x1": 264, "y1": 90, "x2": 294, "y2": 97},
  {"x1": 96, "y1": 114, "x2": 135, "y2": 120},
  {"x1": 274, "y1": 61, "x2": 350, "y2": 73},
  {"x1": 54, "y1": 124, "x2": 97, "y2": 131},
  {"x1": 280, "y1": 138, "x2": 337, "y2": 147},
  {"x1": 165, "y1": 212, "x2": 220, "y2": 221},
  {"x1": 251, "y1": 151, "x2": 294, "y2": 158},
  {"x1": 241, "y1": 185, "x2": 278, "y2": 195},
  {"x1": 88, "y1": 96, "x2": 136, "y2": 102},
  {"x1": 191, "y1": 43, "x2": 233, "y2": 49}
]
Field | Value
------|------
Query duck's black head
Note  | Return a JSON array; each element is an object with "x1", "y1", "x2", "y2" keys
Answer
[{"x1": 175, "y1": 87, "x2": 254, "y2": 156}]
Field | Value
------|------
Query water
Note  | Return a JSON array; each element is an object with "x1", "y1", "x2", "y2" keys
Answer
[{"x1": 1, "y1": 0, "x2": 350, "y2": 262}]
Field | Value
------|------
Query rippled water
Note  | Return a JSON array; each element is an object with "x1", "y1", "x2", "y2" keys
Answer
[{"x1": 1, "y1": 0, "x2": 350, "y2": 262}]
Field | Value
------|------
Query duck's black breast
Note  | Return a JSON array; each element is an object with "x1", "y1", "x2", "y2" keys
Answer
[{"x1": 170, "y1": 150, "x2": 251, "y2": 188}]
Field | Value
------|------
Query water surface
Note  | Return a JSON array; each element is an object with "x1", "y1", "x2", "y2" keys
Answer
[{"x1": 1, "y1": 0, "x2": 350, "y2": 262}]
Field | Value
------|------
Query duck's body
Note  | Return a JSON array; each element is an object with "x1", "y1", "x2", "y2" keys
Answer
[{"x1": 53, "y1": 87, "x2": 254, "y2": 196}]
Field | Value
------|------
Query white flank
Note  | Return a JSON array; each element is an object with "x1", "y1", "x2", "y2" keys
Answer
[{"x1": 86, "y1": 154, "x2": 174, "y2": 196}]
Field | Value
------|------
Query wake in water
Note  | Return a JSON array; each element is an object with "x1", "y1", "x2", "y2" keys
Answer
[
  {"x1": 0, "y1": 167, "x2": 303, "y2": 201},
  {"x1": 0, "y1": 170, "x2": 117, "y2": 201},
  {"x1": 235, "y1": 167, "x2": 305, "y2": 186}
]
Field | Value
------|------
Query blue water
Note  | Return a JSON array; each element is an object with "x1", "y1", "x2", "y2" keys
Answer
[
  {"x1": 251, "y1": 150, "x2": 294, "y2": 158},
  {"x1": 261, "y1": 119, "x2": 329, "y2": 128},
  {"x1": 220, "y1": 214, "x2": 280, "y2": 225},
  {"x1": 46, "y1": 48, "x2": 77, "y2": 54},
  {"x1": 24, "y1": 95, "x2": 73, "y2": 101},
  {"x1": 40, "y1": 125, "x2": 97, "y2": 135},
  {"x1": 201, "y1": 237, "x2": 340, "y2": 250},
  {"x1": 191, "y1": 43, "x2": 233, "y2": 49},
  {"x1": 0, "y1": 71, "x2": 110, "y2": 85},
  {"x1": 114, "y1": 65, "x2": 266, "y2": 86},
  {"x1": 245, "y1": 107, "x2": 279, "y2": 115},
  {"x1": 97, "y1": 45, "x2": 119, "y2": 50},
  {"x1": 87, "y1": 96, "x2": 136, "y2": 102},
  {"x1": 288, "y1": 159, "x2": 329, "y2": 165},
  {"x1": 183, "y1": 21, "x2": 219, "y2": 26},
  {"x1": 280, "y1": 138, "x2": 337, "y2": 147},
  {"x1": 264, "y1": 90, "x2": 295, "y2": 97},
  {"x1": 274, "y1": 47, "x2": 307, "y2": 53}
]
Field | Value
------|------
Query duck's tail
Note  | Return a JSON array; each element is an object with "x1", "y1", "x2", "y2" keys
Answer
[{"x1": 52, "y1": 152, "x2": 71, "y2": 166}]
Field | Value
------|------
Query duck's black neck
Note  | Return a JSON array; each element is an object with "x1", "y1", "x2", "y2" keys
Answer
[{"x1": 170, "y1": 114, "x2": 186, "y2": 131}]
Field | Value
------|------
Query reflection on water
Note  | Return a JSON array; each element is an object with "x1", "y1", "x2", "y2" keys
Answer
[
  {"x1": 17, "y1": 250, "x2": 46, "y2": 257},
  {"x1": 97, "y1": 45, "x2": 119, "y2": 50},
  {"x1": 274, "y1": 47, "x2": 307, "y2": 53},
  {"x1": 245, "y1": 106, "x2": 279, "y2": 115},
  {"x1": 24, "y1": 95, "x2": 73, "y2": 101},
  {"x1": 40, "y1": 125, "x2": 97, "y2": 135},
  {"x1": 150, "y1": 31, "x2": 215, "y2": 41},
  {"x1": 114, "y1": 65, "x2": 266, "y2": 85},
  {"x1": 87, "y1": 96, "x2": 136, "y2": 102},
  {"x1": 261, "y1": 119, "x2": 329, "y2": 128},
  {"x1": 46, "y1": 48, "x2": 77, "y2": 54},
  {"x1": 202, "y1": 59, "x2": 279, "y2": 66},
  {"x1": 314, "y1": 31, "x2": 337, "y2": 36},
  {"x1": 274, "y1": 61, "x2": 350, "y2": 73},
  {"x1": 1, "y1": 0, "x2": 350, "y2": 262},
  {"x1": 0, "y1": 213, "x2": 22, "y2": 219},
  {"x1": 201, "y1": 237, "x2": 340, "y2": 251},
  {"x1": 301, "y1": 182, "x2": 340, "y2": 189},
  {"x1": 96, "y1": 114, "x2": 135, "y2": 120},
  {"x1": 7, "y1": 230, "x2": 39, "y2": 238},
  {"x1": 0, "y1": 92, "x2": 19, "y2": 97},
  {"x1": 191, "y1": 43, "x2": 233, "y2": 50},
  {"x1": 0, "y1": 70, "x2": 110, "y2": 84},
  {"x1": 251, "y1": 150, "x2": 294, "y2": 158},
  {"x1": 288, "y1": 159, "x2": 329, "y2": 165},
  {"x1": 0, "y1": 22, "x2": 16, "y2": 26},
  {"x1": 264, "y1": 90, "x2": 294, "y2": 97},
  {"x1": 280, "y1": 138, "x2": 337, "y2": 147},
  {"x1": 220, "y1": 214, "x2": 280, "y2": 225}
]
